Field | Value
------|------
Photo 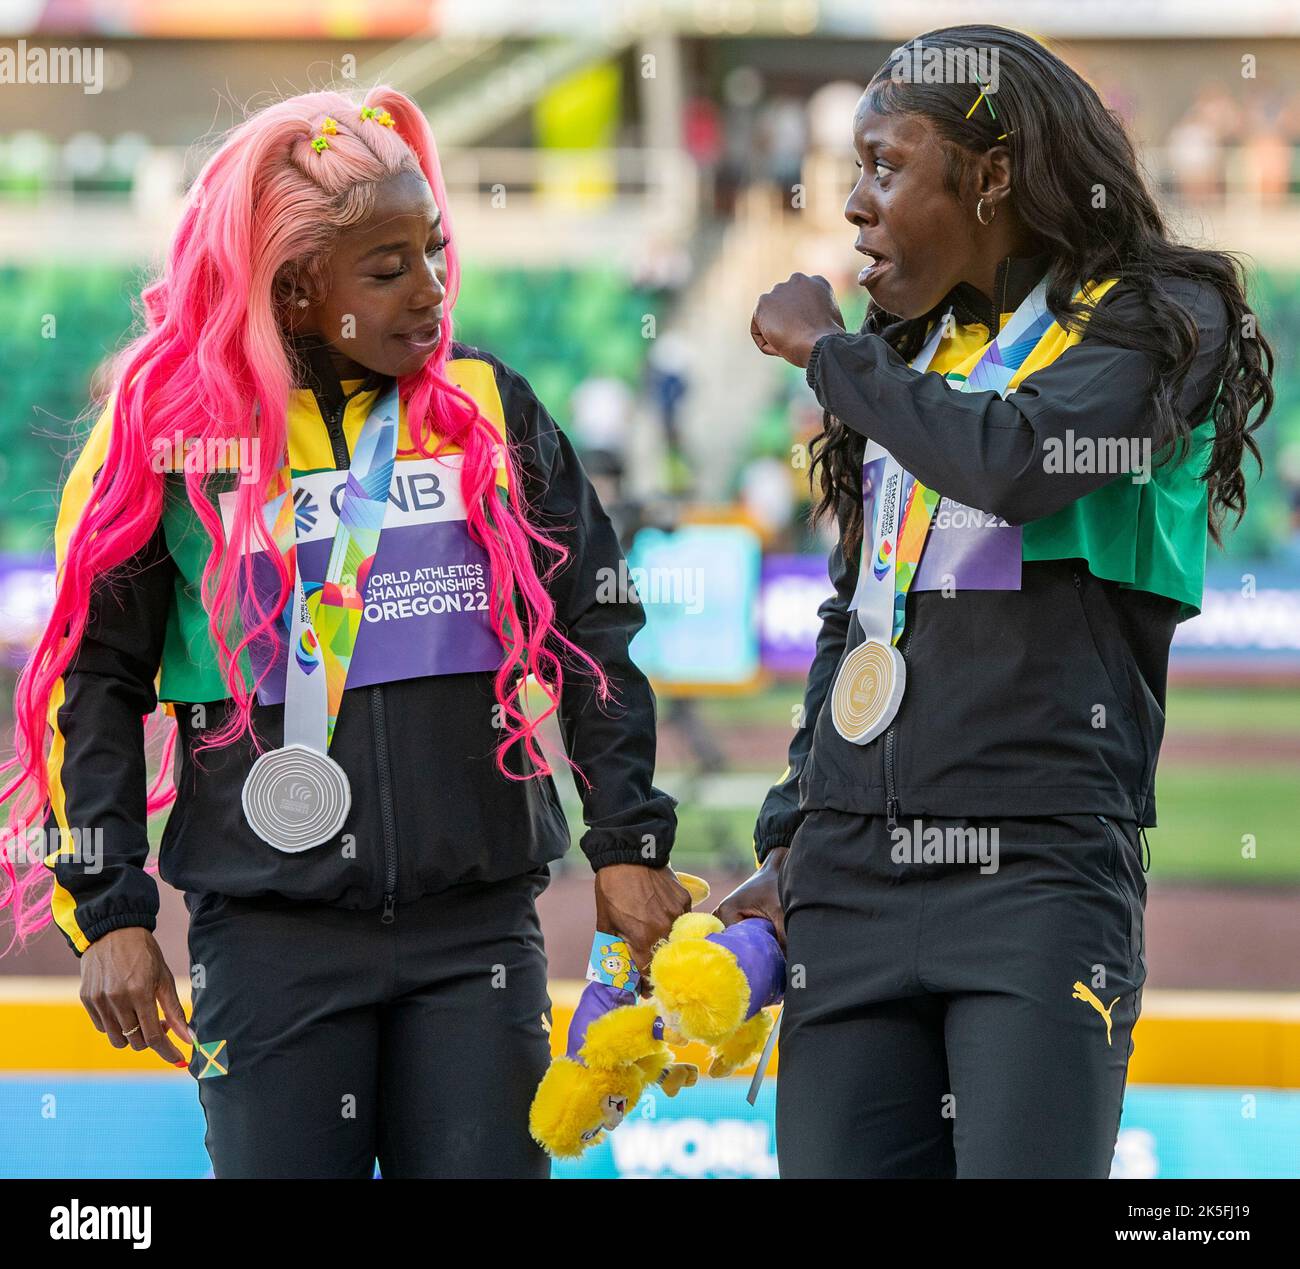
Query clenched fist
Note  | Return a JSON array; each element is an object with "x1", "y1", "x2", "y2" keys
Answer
[{"x1": 750, "y1": 272, "x2": 846, "y2": 368}]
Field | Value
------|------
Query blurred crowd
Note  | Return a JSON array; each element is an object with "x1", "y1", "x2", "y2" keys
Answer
[
  {"x1": 676, "y1": 68, "x2": 1300, "y2": 212},
  {"x1": 1166, "y1": 81, "x2": 1300, "y2": 205}
]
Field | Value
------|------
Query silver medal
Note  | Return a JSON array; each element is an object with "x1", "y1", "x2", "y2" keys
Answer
[
  {"x1": 241, "y1": 743, "x2": 351, "y2": 853},
  {"x1": 238, "y1": 385, "x2": 396, "y2": 854}
]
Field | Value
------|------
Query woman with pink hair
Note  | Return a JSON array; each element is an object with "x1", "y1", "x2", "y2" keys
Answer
[{"x1": 1, "y1": 87, "x2": 687, "y2": 1178}]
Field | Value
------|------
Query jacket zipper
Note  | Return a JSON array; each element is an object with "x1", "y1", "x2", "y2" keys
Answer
[
  {"x1": 883, "y1": 623, "x2": 913, "y2": 832},
  {"x1": 319, "y1": 391, "x2": 400, "y2": 925},
  {"x1": 372, "y1": 691, "x2": 398, "y2": 924}
]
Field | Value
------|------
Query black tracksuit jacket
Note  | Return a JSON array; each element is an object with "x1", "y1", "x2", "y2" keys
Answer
[
  {"x1": 754, "y1": 258, "x2": 1230, "y2": 861},
  {"x1": 46, "y1": 341, "x2": 676, "y2": 954}
]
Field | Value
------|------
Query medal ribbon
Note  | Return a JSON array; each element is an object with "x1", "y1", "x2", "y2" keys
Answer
[
  {"x1": 262, "y1": 383, "x2": 402, "y2": 753},
  {"x1": 850, "y1": 277, "x2": 1055, "y2": 643}
]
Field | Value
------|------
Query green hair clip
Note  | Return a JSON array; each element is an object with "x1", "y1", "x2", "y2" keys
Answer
[{"x1": 966, "y1": 80, "x2": 1011, "y2": 142}]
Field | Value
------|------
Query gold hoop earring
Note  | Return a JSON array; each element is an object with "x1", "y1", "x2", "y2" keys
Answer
[{"x1": 976, "y1": 197, "x2": 996, "y2": 227}]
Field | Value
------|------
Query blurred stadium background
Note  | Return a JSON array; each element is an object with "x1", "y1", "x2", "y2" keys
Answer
[{"x1": 1, "y1": 0, "x2": 1298, "y2": 1179}]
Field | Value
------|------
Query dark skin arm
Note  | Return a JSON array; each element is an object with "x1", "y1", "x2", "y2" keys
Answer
[
  {"x1": 594, "y1": 865, "x2": 693, "y2": 987},
  {"x1": 80, "y1": 927, "x2": 193, "y2": 1066},
  {"x1": 713, "y1": 846, "x2": 788, "y2": 950}
]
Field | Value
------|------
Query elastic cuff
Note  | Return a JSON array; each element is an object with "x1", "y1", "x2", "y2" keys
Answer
[
  {"x1": 584, "y1": 844, "x2": 672, "y2": 872},
  {"x1": 80, "y1": 911, "x2": 157, "y2": 954},
  {"x1": 579, "y1": 809, "x2": 677, "y2": 872},
  {"x1": 805, "y1": 332, "x2": 837, "y2": 394},
  {"x1": 754, "y1": 833, "x2": 796, "y2": 867}
]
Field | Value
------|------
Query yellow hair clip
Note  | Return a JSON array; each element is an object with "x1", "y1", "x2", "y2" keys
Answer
[
  {"x1": 966, "y1": 80, "x2": 998, "y2": 124},
  {"x1": 309, "y1": 117, "x2": 340, "y2": 154},
  {"x1": 361, "y1": 105, "x2": 395, "y2": 128}
]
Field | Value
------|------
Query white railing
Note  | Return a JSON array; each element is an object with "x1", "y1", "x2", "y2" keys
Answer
[{"x1": 0, "y1": 145, "x2": 701, "y2": 264}]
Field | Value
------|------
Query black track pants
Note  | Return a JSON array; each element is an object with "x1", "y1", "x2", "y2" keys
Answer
[
  {"x1": 184, "y1": 868, "x2": 553, "y2": 1179},
  {"x1": 775, "y1": 810, "x2": 1147, "y2": 1179}
]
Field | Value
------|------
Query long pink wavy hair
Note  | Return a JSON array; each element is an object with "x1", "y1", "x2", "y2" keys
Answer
[{"x1": 0, "y1": 86, "x2": 608, "y2": 949}]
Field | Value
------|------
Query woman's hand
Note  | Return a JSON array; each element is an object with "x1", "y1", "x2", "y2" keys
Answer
[
  {"x1": 751, "y1": 273, "x2": 846, "y2": 368},
  {"x1": 80, "y1": 927, "x2": 193, "y2": 1067},
  {"x1": 713, "y1": 846, "x2": 788, "y2": 949},
  {"x1": 594, "y1": 864, "x2": 693, "y2": 985}
]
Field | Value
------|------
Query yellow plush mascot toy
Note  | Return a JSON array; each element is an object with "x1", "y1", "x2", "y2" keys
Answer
[{"x1": 529, "y1": 873, "x2": 786, "y2": 1158}]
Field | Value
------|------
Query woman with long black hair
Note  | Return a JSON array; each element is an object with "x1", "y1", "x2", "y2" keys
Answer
[{"x1": 722, "y1": 25, "x2": 1273, "y2": 1178}]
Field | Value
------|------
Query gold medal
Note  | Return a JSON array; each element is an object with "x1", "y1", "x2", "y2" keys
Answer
[{"x1": 831, "y1": 638, "x2": 906, "y2": 745}]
